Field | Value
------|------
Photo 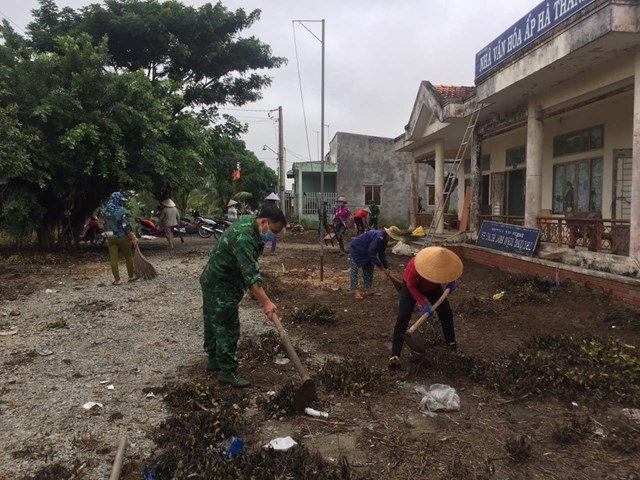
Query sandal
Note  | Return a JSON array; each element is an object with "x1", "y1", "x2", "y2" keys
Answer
[
  {"x1": 112, "y1": 280, "x2": 123, "y2": 286},
  {"x1": 128, "y1": 276, "x2": 140, "y2": 283}
]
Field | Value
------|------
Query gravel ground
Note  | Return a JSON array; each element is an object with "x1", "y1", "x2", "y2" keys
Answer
[{"x1": 0, "y1": 238, "x2": 273, "y2": 479}]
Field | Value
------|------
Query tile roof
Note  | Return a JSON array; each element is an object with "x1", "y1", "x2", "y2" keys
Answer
[{"x1": 433, "y1": 85, "x2": 476, "y2": 100}]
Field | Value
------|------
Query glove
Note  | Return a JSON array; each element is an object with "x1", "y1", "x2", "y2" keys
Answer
[
  {"x1": 421, "y1": 304, "x2": 433, "y2": 316},
  {"x1": 446, "y1": 282, "x2": 457, "y2": 293}
]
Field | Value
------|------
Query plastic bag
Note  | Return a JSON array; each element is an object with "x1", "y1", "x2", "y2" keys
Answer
[
  {"x1": 415, "y1": 384, "x2": 460, "y2": 416},
  {"x1": 392, "y1": 241, "x2": 417, "y2": 257}
]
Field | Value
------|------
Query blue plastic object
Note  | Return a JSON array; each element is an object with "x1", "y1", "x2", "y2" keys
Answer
[
  {"x1": 227, "y1": 437, "x2": 245, "y2": 459},
  {"x1": 421, "y1": 304, "x2": 432, "y2": 316},
  {"x1": 143, "y1": 467, "x2": 156, "y2": 480}
]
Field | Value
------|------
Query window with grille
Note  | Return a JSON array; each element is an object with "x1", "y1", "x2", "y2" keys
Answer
[
  {"x1": 553, "y1": 125, "x2": 604, "y2": 157},
  {"x1": 506, "y1": 145, "x2": 526, "y2": 168},
  {"x1": 552, "y1": 157, "x2": 603, "y2": 214},
  {"x1": 364, "y1": 185, "x2": 381, "y2": 205}
]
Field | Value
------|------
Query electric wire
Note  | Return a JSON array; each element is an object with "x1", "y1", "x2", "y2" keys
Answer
[
  {"x1": 0, "y1": 8, "x2": 27, "y2": 34},
  {"x1": 291, "y1": 21, "x2": 314, "y2": 165}
]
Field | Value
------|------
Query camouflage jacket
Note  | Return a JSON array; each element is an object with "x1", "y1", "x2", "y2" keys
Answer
[{"x1": 200, "y1": 215, "x2": 262, "y2": 300}]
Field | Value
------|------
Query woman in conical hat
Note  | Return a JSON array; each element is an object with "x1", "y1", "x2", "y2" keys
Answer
[
  {"x1": 389, "y1": 246, "x2": 463, "y2": 369},
  {"x1": 227, "y1": 199, "x2": 239, "y2": 221}
]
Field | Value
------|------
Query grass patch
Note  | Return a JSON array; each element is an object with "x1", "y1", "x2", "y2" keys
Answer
[
  {"x1": 290, "y1": 303, "x2": 338, "y2": 325},
  {"x1": 411, "y1": 335, "x2": 640, "y2": 404},
  {"x1": 318, "y1": 358, "x2": 389, "y2": 396}
]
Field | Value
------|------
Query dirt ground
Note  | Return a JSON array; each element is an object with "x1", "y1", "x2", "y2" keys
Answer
[{"x1": 1, "y1": 232, "x2": 639, "y2": 479}]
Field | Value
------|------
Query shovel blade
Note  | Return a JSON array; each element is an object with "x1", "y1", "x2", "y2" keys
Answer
[
  {"x1": 292, "y1": 379, "x2": 317, "y2": 412},
  {"x1": 403, "y1": 332, "x2": 427, "y2": 353}
]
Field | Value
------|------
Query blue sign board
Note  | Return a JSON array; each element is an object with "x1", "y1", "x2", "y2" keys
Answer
[
  {"x1": 475, "y1": 0, "x2": 595, "y2": 79},
  {"x1": 476, "y1": 221, "x2": 540, "y2": 257}
]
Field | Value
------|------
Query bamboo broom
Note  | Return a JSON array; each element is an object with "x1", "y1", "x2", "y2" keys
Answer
[{"x1": 133, "y1": 244, "x2": 157, "y2": 280}]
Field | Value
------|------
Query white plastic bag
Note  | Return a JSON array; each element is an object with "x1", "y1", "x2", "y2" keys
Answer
[
  {"x1": 392, "y1": 241, "x2": 417, "y2": 257},
  {"x1": 415, "y1": 384, "x2": 460, "y2": 416}
]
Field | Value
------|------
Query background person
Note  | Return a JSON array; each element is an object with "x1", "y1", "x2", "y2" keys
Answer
[
  {"x1": 348, "y1": 229, "x2": 389, "y2": 299},
  {"x1": 158, "y1": 198, "x2": 181, "y2": 250},
  {"x1": 353, "y1": 207, "x2": 370, "y2": 235},
  {"x1": 389, "y1": 246, "x2": 463, "y2": 369},
  {"x1": 369, "y1": 201, "x2": 380, "y2": 230},
  {"x1": 333, "y1": 196, "x2": 352, "y2": 256},
  {"x1": 199, "y1": 205, "x2": 286, "y2": 388},
  {"x1": 227, "y1": 199, "x2": 239, "y2": 221},
  {"x1": 264, "y1": 192, "x2": 280, "y2": 254},
  {"x1": 102, "y1": 191, "x2": 138, "y2": 285}
]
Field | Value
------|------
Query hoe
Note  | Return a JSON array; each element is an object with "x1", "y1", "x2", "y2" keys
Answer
[
  {"x1": 403, "y1": 287, "x2": 451, "y2": 353},
  {"x1": 271, "y1": 313, "x2": 317, "y2": 411}
]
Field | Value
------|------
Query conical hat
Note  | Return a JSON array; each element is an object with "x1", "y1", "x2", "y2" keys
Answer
[
  {"x1": 265, "y1": 193, "x2": 280, "y2": 201},
  {"x1": 414, "y1": 247, "x2": 463, "y2": 283},
  {"x1": 161, "y1": 198, "x2": 176, "y2": 208},
  {"x1": 336, "y1": 196, "x2": 347, "y2": 203},
  {"x1": 227, "y1": 199, "x2": 238, "y2": 207},
  {"x1": 383, "y1": 226, "x2": 405, "y2": 241}
]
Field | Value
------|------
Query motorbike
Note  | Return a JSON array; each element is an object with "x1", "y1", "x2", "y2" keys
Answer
[
  {"x1": 80, "y1": 216, "x2": 105, "y2": 246},
  {"x1": 193, "y1": 210, "x2": 230, "y2": 239},
  {"x1": 135, "y1": 216, "x2": 183, "y2": 239}
]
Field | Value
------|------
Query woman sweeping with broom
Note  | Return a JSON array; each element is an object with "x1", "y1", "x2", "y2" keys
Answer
[{"x1": 102, "y1": 192, "x2": 139, "y2": 285}]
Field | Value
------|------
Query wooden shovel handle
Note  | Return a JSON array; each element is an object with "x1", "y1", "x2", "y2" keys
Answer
[
  {"x1": 271, "y1": 313, "x2": 311, "y2": 383},
  {"x1": 406, "y1": 287, "x2": 451, "y2": 336}
]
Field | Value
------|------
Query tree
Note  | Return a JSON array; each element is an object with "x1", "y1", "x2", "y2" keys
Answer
[
  {"x1": 191, "y1": 136, "x2": 277, "y2": 214},
  {"x1": 0, "y1": 1, "x2": 284, "y2": 248},
  {"x1": 27, "y1": 0, "x2": 286, "y2": 114}
]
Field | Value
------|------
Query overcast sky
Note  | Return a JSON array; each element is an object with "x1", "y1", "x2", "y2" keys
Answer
[{"x1": 3, "y1": 0, "x2": 541, "y2": 184}]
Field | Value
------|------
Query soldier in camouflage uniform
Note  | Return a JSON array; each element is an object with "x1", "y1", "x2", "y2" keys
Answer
[{"x1": 200, "y1": 206, "x2": 287, "y2": 387}]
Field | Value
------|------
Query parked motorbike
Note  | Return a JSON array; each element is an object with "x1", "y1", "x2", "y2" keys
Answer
[
  {"x1": 192, "y1": 210, "x2": 230, "y2": 239},
  {"x1": 79, "y1": 216, "x2": 105, "y2": 246},
  {"x1": 135, "y1": 217, "x2": 183, "y2": 238}
]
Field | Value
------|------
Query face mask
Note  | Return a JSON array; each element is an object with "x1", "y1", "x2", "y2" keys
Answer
[
  {"x1": 337, "y1": 202, "x2": 344, "y2": 207},
  {"x1": 261, "y1": 222, "x2": 276, "y2": 242}
]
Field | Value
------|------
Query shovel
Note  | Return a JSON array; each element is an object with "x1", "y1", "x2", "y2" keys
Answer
[
  {"x1": 271, "y1": 313, "x2": 317, "y2": 412},
  {"x1": 403, "y1": 287, "x2": 451, "y2": 353}
]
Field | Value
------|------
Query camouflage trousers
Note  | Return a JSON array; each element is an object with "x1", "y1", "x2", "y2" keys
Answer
[{"x1": 202, "y1": 288, "x2": 240, "y2": 373}]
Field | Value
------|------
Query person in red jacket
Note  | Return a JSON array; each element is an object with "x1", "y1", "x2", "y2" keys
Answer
[
  {"x1": 353, "y1": 207, "x2": 370, "y2": 236},
  {"x1": 389, "y1": 246, "x2": 463, "y2": 369}
]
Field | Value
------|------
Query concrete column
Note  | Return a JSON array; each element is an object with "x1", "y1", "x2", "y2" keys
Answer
[
  {"x1": 435, "y1": 139, "x2": 445, "y2": 233},
  {"x1": 410, "y1": 159, "x2": 419, "y2": 229},
  {"x1": 295, "y1": 169, "x2": 303, "y2": 221},
  {"x1": 631, "y1": 51, "x2": 640, "y2": 257},
  {"x1": 470, "y1": 133, "x2": 481, "y2": 232},
  {"x1": 525, "y1": 98, "x2": 543, "y2": 228}
]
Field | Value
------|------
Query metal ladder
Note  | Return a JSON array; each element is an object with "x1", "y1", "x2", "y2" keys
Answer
[{"x1": 424, "y1": 100, "x2": 483, "y2": 246}]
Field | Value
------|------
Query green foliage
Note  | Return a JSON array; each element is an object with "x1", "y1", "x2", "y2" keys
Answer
[
  {"x1": 0, "y1": 1, "x2": 283, "y2": 248},
  {"x1": 0, "y1": 189, "x2": 45, "y2": 243}
]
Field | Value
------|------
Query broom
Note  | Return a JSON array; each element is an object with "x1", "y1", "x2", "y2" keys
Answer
[
  {"x1": 378, "y1": 265, "x2": 403, "y2": 293},
  {"x1": 133, "y1": 244, "x2": 157, "y2": 280}
]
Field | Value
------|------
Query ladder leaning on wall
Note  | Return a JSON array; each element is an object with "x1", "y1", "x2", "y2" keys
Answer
[{"x1": 424, "y1": 100, "x2": 484, "y2": 246}]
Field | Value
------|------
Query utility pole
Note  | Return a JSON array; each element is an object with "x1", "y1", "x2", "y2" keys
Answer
[
  {"x1": 320, "y1": 19, "x2": 326, "y2": 281},
  {"x1": 278, "y1": 106, "x2": 285, "y2": 198}
]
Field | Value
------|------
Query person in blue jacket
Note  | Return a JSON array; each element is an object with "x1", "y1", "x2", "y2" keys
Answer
[{"x1": 348, "y1": 229, "x2": 389, "y2": 299}]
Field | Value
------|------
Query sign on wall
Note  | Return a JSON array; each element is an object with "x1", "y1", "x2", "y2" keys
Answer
[
  {"x1": 475, "y1": 0, "x2": 596, "y2": 79},
  {"x1": 476, "y1": 221, "x2": 540, "y2": 257}
]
